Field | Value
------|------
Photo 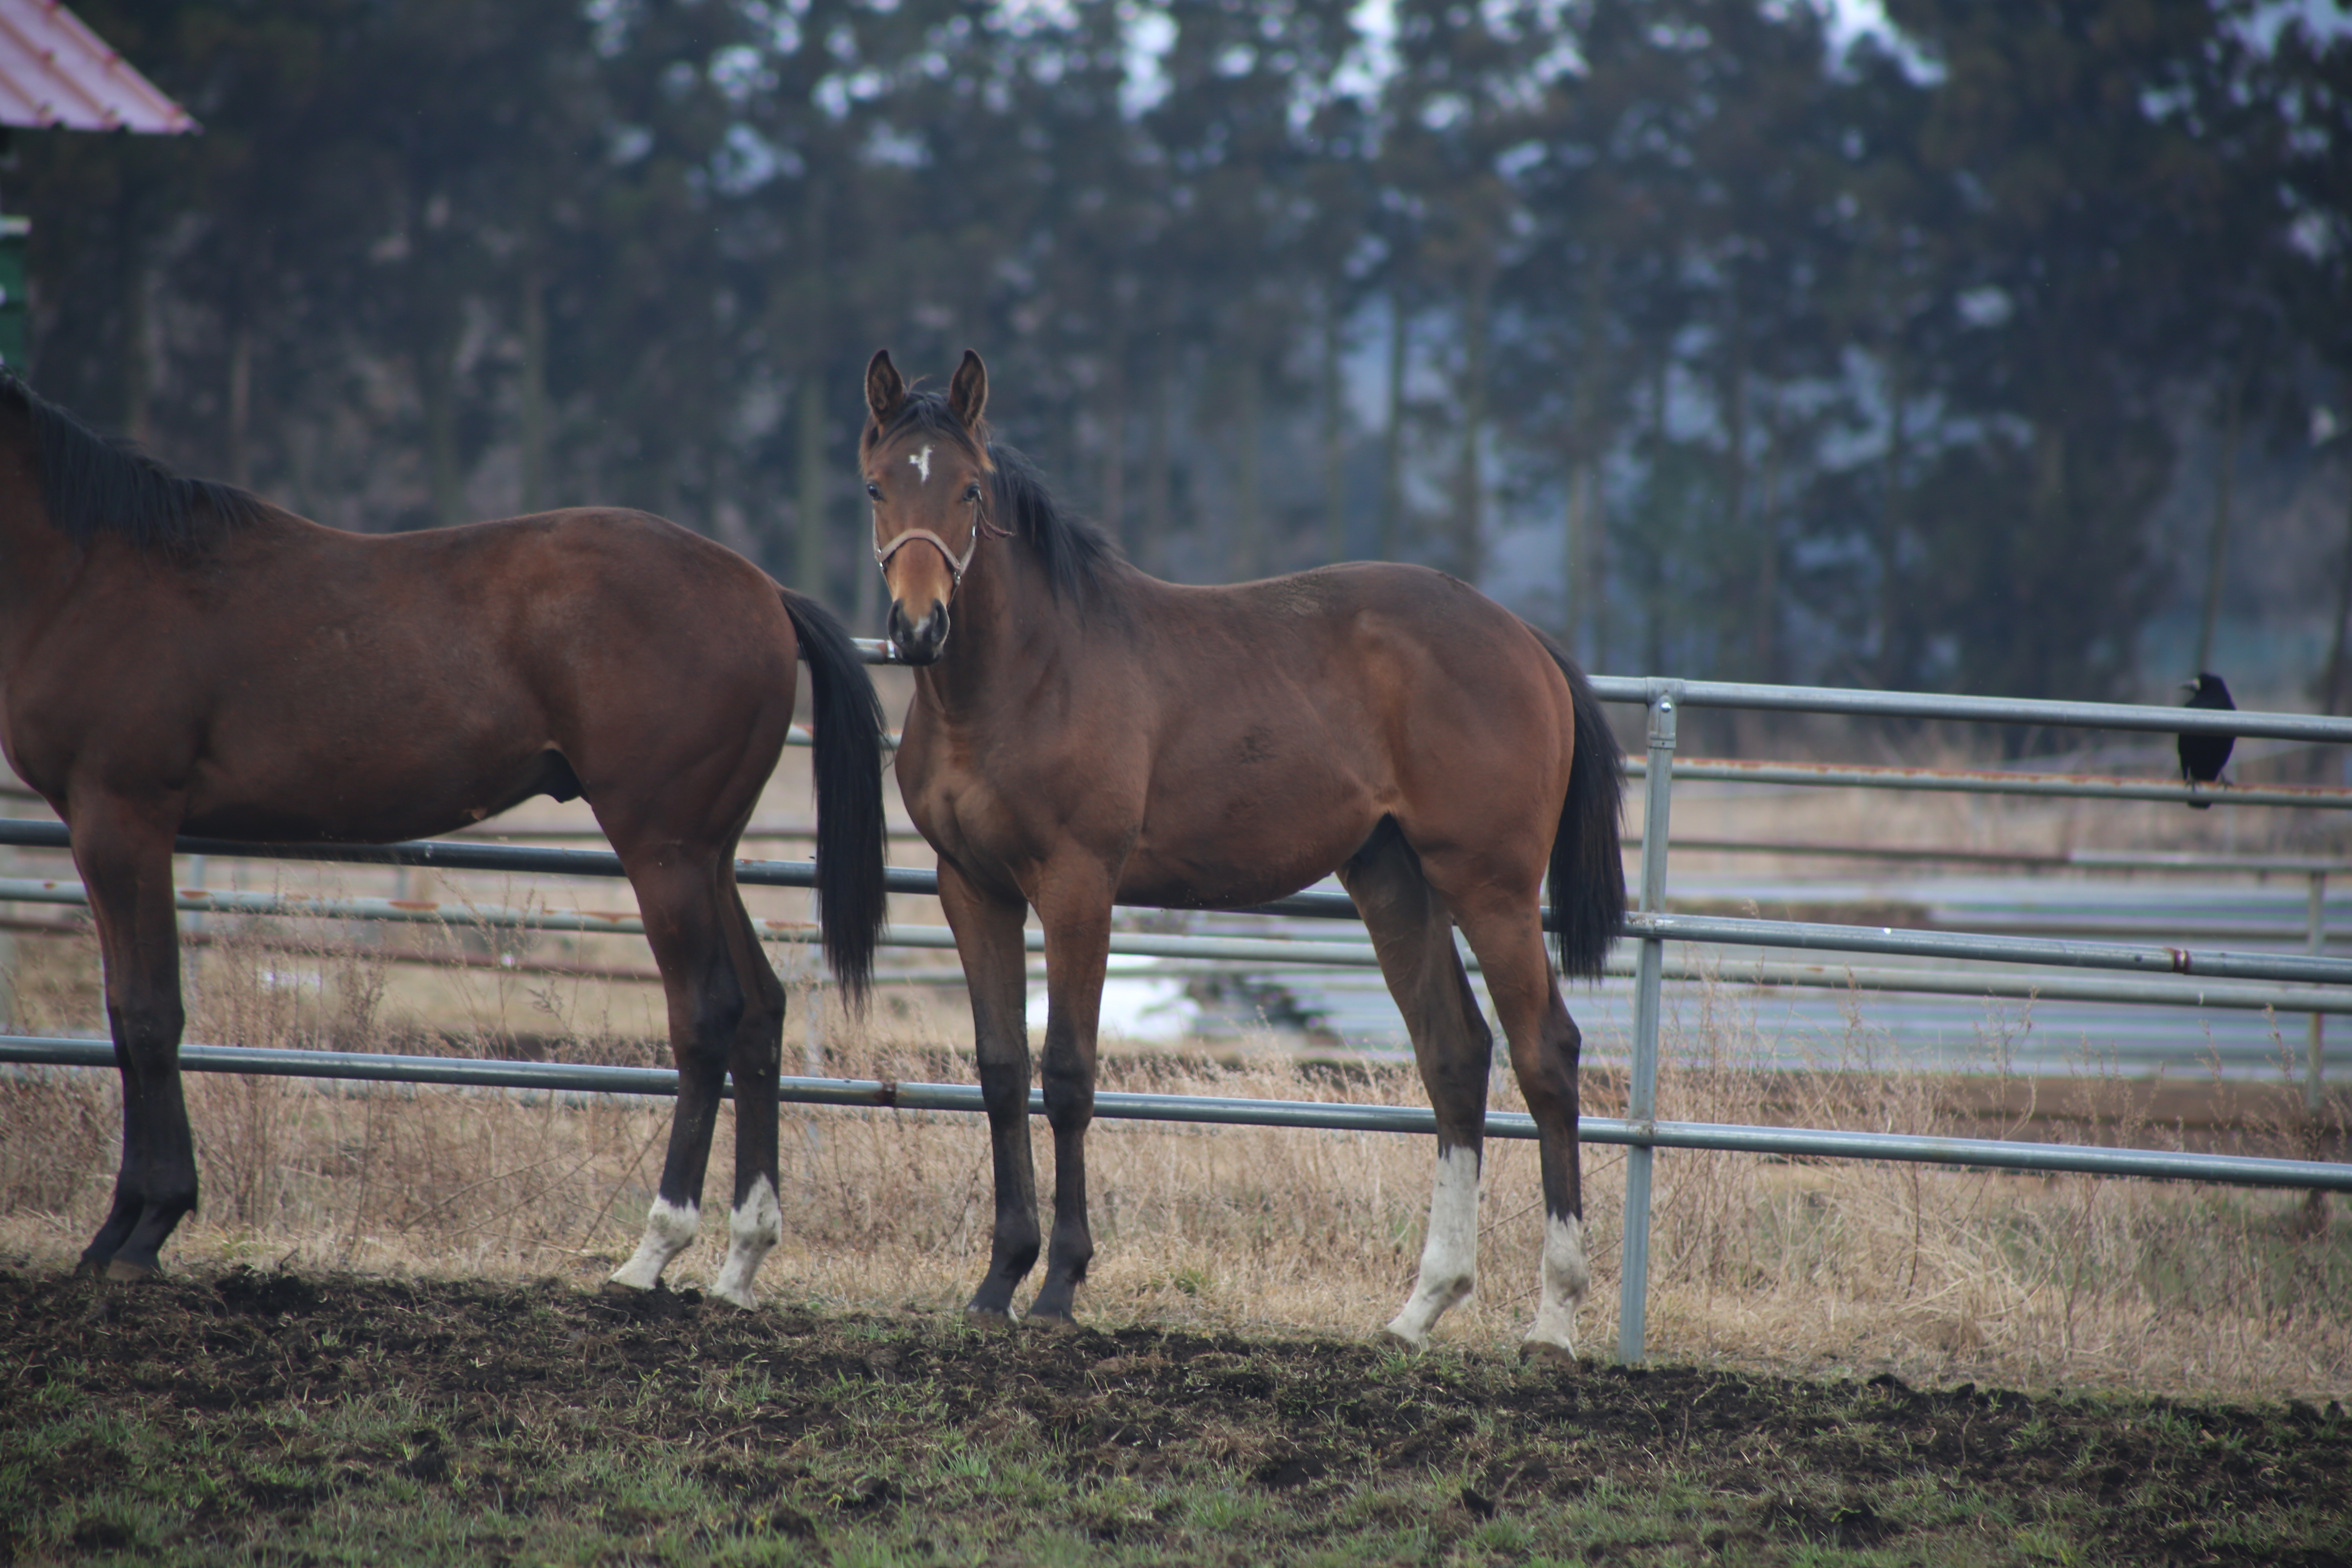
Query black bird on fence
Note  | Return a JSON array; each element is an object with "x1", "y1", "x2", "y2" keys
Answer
[{"x1": 2177, "y1": 672, "x2": 2235, "y2": 807}]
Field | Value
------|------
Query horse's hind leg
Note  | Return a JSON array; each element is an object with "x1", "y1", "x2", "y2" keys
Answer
[
  {"x1": 710, "y1": 887, "x2": 788, "y2": 1309},
  {"x1": 607, "y1": 850, "x2": 746, "y2": 1295},
  {"x1": 1339, "y1": 821, "x2": 1494, "y2": 1350},
  {"x1": 68, "y1": 797, "x2": 196, "y2": 1281},
  {"x1": 1443, "y1": 888, "x2": 1588, "y2": 1364}
]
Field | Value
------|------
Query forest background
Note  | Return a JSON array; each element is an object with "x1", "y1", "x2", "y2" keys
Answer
[{"x1": 19, "y1": 0, "x2": 2352, "y2": 721}]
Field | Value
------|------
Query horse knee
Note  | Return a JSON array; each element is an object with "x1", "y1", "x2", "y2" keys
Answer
[
  {"x1": 1040, "y1": 1053, "x2": 1093, "y2": 1132},
  {"x1": 1509, "y1": 1017, "x2": 1582, "y2": 1121},
  {"x1": 108, "y1": 996, "x2": 184, "y2": 1056}
]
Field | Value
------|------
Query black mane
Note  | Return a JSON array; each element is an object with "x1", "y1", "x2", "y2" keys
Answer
[
  {"x1": 1, "y1": 373, "x2": 266, "y2": 551},
  {"x1": 877, "y1": 390, "x2": 1123, "y2": 608}
]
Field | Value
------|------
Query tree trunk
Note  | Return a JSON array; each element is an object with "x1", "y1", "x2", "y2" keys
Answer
[
  {"x1": 797, "y1": 367, "x2": 831, "y2": 607},
  {"x1": 2320, "y1": 453, "x2": 2352, "y2": 722},
  {"x1": 123, "y1": 248, "x2": 154, "y2": 448},
  {"x1": 1722, "y1": 277, "x2": 1750, "y2": 636},
  {"x1": 1646, "y1": 351, "x2": 1669, "y2": 676},
  {"x1": 1753, "y1": 416, "x2": 1782, "y2": 682},
  {"x1": 520, "y1": 261, "x2": 549, "y2": 513},
  {"x1": 1875, "y1": 345, "x2": 1909, "y2": 688},
  {"x1": 418, "y1": 326, "x2": 462, "y2": 528},
  {"x1": 1453, "y1": 267, "x2": 1491, "y2": 584},
  {"x1": 1379, "y1": 291, "x2": 1408, "y2": 561},
  {"x1": 1229, "y1": 350, "x2": 1262, "y2": 581},
  {"x1": 227, "y1": 314, "x2": 253, "y2": 490},
  {"x1": 2194, "y1": 366, "x2": 2245, "y2": 677},
  {"x1": 1564, "y1": 252, "x2": 1610, "y2": 655},
  {"x1": 1322, "y1": 293, "x2": 1346, "y2": 562},
  {"x1": 1144, "y1": 345, "x2": 1172, "y2": 575},
  {"x1": 794, "y1": 187, "x2": 831, "y2": 607},
  {"x1": 1099, "y1": 343, "x2": 1127, "y2": 551}
]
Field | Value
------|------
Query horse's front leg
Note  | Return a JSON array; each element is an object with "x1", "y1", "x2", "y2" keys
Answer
[
  {"x1": 69, "y1": 793, "x2": 194, "y2": 1281},
  {"x1": 1027, "y1": 876, "x2": 1113, "y2": 1324},
  {"x1": 939, "y1": 859, "x2": 1039, "y2": 1318}
]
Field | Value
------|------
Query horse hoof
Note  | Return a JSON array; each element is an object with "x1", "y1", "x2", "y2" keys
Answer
[
  {"x1": 1519, "y1": 1339, "x2": 1578, "y2": 1368},
  {"x1": 1025, "y1": 1308, "x2": 1079, "y2": 1333},
  {"x1": 600, "y1": 1278, "x2": 653, "y2": 1298},
  {"x1": 964, "y1": 1303, "x2": 1015, "y2": 1327},
  {"x1": 102, "y1": 1259, "x2": 160, "y2": 1285},
  {"x1": 1376, "y1": 1327, "x2": 1425, "y2": 1354}
]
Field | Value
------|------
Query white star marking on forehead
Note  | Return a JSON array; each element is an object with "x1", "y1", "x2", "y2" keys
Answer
[{"x1": 909, "y1": 444, "x2": 933, "y2": 483}]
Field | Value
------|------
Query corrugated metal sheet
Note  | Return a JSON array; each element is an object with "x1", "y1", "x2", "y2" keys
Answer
[{"x1": 0, "y1": 0, "x2": 194, "y2": 134}]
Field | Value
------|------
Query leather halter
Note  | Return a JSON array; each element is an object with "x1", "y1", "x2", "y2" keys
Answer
[
  {"x1": 873, "y1": 522, "x2": 984, "y2": 587},
  {"x1": 873, "y1": 488, "x2": 1009, "y2": 590}
]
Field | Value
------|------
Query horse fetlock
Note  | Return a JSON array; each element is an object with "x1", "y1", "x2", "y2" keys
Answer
[
  {"x1": 609, "y1": 1196, "x2": 699, "y2": 1291},
  {"x1": 710, "y1": 1177, "x2": 782, "y2": 1309}
]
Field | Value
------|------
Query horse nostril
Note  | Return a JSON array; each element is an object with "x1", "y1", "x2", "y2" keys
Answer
[{"x1": 888, "y1": 602, "x2": 949, "y2": 663}]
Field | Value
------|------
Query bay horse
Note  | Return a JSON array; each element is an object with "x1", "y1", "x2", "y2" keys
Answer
[
  {"x1": 863, "y1": 350, "x2": 1625, "y2": 1358},
  {"x1": 0, "y1": 374, "x2": 888, "y2": 1307}
]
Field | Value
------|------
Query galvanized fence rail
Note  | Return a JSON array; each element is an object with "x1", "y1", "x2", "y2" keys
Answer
[
  {"x1": 2, "y1": 1036, "x2": 2345, "y2": 1196},
  {"x1": 7, "y1": 657, "x2": 2352, "y2": 1361}
]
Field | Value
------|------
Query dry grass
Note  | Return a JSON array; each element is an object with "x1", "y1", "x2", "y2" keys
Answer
[{"x1": 3, "y1": 915, "x2": 2348, "y2": 1410}]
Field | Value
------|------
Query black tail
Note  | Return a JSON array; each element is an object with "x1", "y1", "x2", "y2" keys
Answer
[
  {"x1": 779, "y1": 588, "x2": 889, "y2": 1005},
  {"x1": 1527, "y1": 625, "x2": 1626, "y2": 982}
]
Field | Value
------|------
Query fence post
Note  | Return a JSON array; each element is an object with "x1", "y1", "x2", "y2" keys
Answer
[
  {"x1": 2310, "y1": 871, "x2": 2328, "y2": 1118},
  {"x1": 1619, "y1": 678, "x2": 1679, "y2": 1364}
]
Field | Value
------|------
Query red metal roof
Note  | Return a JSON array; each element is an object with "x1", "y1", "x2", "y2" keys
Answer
[{"x1": 0, "y1": 0, "x2": 194, "y2": 134}]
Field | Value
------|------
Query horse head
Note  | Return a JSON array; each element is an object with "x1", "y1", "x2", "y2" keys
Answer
[{"x1": 862, "y1": 347, "x2": 999, "y2": 665}]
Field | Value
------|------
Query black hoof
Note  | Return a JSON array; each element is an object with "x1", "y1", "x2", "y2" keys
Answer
[
  {"x1": 102, "y1": 1258, "x2": 162, "y2": 1285},
  {"x1": 1025, "y1": 1306, "x2": 1079, "y2": 1332}
]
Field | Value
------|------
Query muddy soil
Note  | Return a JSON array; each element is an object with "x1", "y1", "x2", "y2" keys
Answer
[{"x1": 3, "y1": 1263, "x2": 2348, "y2": 1565}]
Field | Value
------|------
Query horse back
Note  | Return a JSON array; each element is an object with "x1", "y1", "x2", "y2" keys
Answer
[{"x1": 3, "y1": 506, "x2": 798, "y2": 842}]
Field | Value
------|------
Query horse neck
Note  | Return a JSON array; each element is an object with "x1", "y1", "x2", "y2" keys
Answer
[
  {"x1": 915, "y1": 535, "x2": 1092, "y2": 716},
  {"x1": 0, "y1": 422, "x2": 82, "y2": 634}
]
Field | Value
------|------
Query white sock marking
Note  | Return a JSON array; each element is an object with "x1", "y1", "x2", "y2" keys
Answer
[
  {"x1": 1523, "y1": 1211, "x2": 1588, "y2": 1355},
  {"x1": 909, "y1": 444, "x2": 933, "y2": 483},
  {"x1": 1385, "y1": 1143, "x2": 1480, "y2": 1348},
  {"x1": 609, "y1": 1196, "x2": 698, "y2": 1291},
  {"x1": 710, "y1": 1176, "x2": 783, "y2": 1309}
]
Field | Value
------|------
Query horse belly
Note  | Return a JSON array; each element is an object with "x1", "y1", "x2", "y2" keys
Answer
[
  {"x1": 1119, "y1": 794, "x2": 1377, "y2": 910},
  {"x1": 180, "y1": 719, "x2": 564, "y2": 846}
]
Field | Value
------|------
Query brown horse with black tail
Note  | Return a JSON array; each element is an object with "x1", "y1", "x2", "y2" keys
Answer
[
  {"x1": 0, "y1": 374, "x2": 888, "y2": 1305},
  {"x1": 864, "y1": 349, "x2": 1625, "y2": 1358}
]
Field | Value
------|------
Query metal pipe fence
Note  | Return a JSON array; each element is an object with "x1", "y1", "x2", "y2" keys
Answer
[
  {"x1": 4, "y1": 1036, "x2": 2345, "y2": 1194},
  {"x1": 9, "y1": 655, "x2": 2352, "y2": 1361},
  {"x1": 2, "y1": 833, "x2": 2348, "y2": 1005}
]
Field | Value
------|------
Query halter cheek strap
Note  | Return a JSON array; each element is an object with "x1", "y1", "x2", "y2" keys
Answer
[{"x1": 874, "y1": 523, "x2": 983, "y2": 587}]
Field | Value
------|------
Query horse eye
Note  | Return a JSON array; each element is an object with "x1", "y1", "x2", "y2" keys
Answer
[
  {"x1": 866, "y1": 482, "x2": 881, "y2": 500},
  {"x1": 964, "y1": 484, "x2": 982, "y2": 501}
]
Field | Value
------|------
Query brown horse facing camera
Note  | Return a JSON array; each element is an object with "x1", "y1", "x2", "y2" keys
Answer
[
  {"x1": 0, "y1": 375, "x2": 888, "y2": 1304},
  {"x1": 864, "y1": 349, "x2": 1626, "y2": 1358}
]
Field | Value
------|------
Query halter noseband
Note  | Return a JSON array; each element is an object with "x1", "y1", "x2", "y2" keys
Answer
[
  {"x1": 874, "y1": 523, "x2": 985, "y2": 588},
  {"x1": 872, "y1": 479, "x2": 1010, "y2": 590}
]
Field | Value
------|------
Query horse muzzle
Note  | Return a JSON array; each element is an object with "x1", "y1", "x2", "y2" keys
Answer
[{"x1": 888, "y1": 599, "x2": 951, "y2": 665}]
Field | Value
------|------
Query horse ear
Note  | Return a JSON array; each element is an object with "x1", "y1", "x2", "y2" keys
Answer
[
  {"x1": 948, "y1": 348, "x2": 989, "y2": 432},
  {"x1": 865, "y1": 350, "x2": 906, "y2": 427}
]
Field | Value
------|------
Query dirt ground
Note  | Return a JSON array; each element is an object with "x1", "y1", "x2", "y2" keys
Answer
[{"x1": 4, "y1": 1262, "x2": 2348, "y2": 1568}]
